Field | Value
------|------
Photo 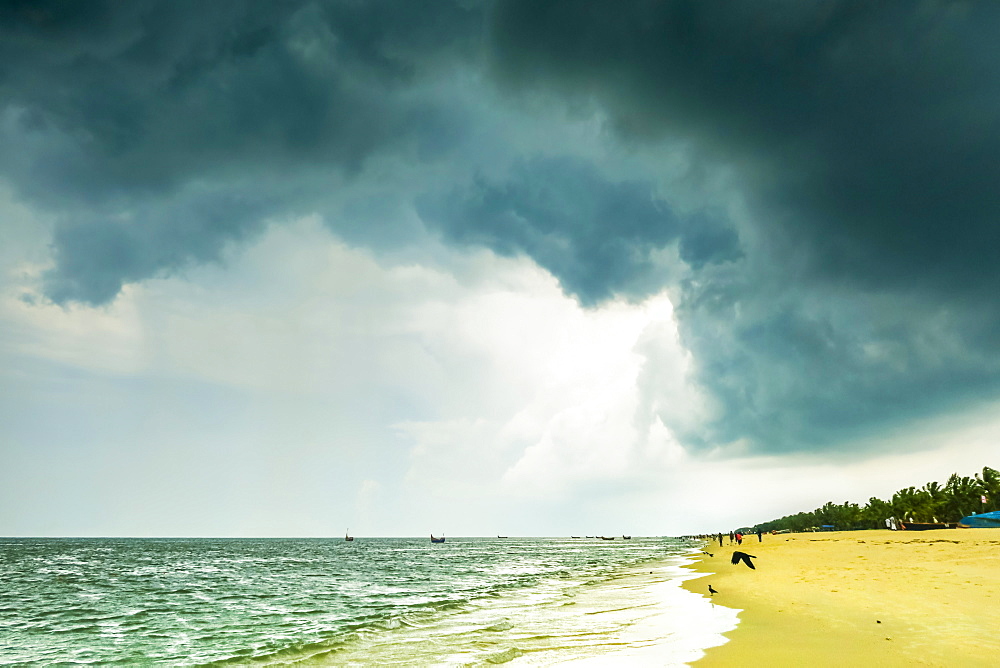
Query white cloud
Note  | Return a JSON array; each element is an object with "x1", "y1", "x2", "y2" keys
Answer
[
  {"x1": 3, "y1": 213, "x2": 999, "y2": 537},
  {"x1": 1, "y1": 214, "x2": 710, "y2": 535}
]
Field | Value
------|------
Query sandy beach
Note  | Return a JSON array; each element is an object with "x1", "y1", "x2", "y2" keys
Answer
[{"x1": 682, "y1": 529, "x2": 1000, "y2": 667}]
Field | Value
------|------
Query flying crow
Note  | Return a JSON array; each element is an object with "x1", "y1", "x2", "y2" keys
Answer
[{"x1": 731, "y1": 551, "x2": 757, "y2": 569}]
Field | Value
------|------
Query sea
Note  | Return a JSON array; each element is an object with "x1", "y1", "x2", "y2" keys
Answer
[{"x1": 0, "y1": 537, "x2": 737, "y2": 666}]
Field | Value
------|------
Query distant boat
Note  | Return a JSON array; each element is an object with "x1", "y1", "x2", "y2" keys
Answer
[
  {"x1": 345, "y1": 529, "x2": 354, "y2": 542},
  {"x1": 600, "y1": 536, "x2": 615, "y2": 540},
  {"x1": 622, "y1": 535, "x2": 631, "y2": 540},
  {"x1": 959, "y1": 511, "x2": 1000, "y2": 528},
  {"x1": 497, "y1": 535, "x2": 508, "y2": 538},
  {"x1": 585, "y1": 535, "x2": 594, "y2": 538},
  {"x1": 431, "y1": 534, "x2": 446, "y2": 543},
  {"x1": 571, "y1": 536, "x2": 581, "y2": 538}
]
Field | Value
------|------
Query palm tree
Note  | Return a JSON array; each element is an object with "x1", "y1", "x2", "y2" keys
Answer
[
  {"x1": 976, "y1": 466, "x2": 1000, "y2": 512},
  {"x1": 750, "y1": 466, "x2": 998, "y2": 532},
  {"x1": 891, "y1": 487, "x2": 920, "y2": 522},
  {"x1": 919, "y1": 481, "x2": 945, "y2": 522},
  {"x1": 863, "y1": 497, "x2": 893, "y2": 529},
  {"x1": 942, "y1": 473, "x2": 984, "y2": 521}
]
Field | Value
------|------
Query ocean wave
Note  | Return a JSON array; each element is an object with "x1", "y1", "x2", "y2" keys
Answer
[
  {"x1": 197, "y1": 635, "x2": 348, "y2": 667},
  {"x1": 50, "y1": 623, "x2": 102, "y2": 634},
  {"x1": 481, "y1": 618, "x2": 513, "y2": 632},
  {"x1": 2, "y1": 536, "x2": 695, "y2": 666},
  {"x1": 483, "y1": 647, "x2": 523, "y2": 664}
]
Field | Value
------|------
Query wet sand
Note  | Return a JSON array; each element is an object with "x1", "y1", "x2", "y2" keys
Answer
[{"x1": 682, "y1": 529, "x2": 1000, "y2": 667}]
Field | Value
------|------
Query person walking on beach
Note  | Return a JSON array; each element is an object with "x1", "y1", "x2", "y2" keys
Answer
[
  {"x1": 718, "y1": 533, "x2": 723, "y2": 547},
  {"x1": 728, "y1": 532, "x2": 734, "y2": 544},
  {"x1": 756, "y1": 529, "x2": 762, "y2": 542},
  {"x1": 736, "y1": 532, "x2": 743, "y2": 545}
]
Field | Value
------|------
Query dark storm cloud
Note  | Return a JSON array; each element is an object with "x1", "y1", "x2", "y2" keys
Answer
[
  {"x1": 487, "y1": 0, "x2": 1000, "y2": 451},
  {"x1": 488, "y1": 0, "x2": 1000, "y2": 295},
  {"x1": 417, "y1": 156, "x2": 741, "y2": 305},
  {"x1": 43, "y1": 186, "x2": 277, "y2": 304},
  {"x1": 678, "y1": 276, "x2": 1000, "y2": 452},
  {"x1": 8, "y1": 0, "x2": 1000, "y2": 455},
  {"x1": 0, "y1": 0, "x2": 481, "y2": 304}
]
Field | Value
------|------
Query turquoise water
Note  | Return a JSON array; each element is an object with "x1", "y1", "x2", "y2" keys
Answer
[{"x1": 0, "y1": 537, "x2": 733, "y2": 665}]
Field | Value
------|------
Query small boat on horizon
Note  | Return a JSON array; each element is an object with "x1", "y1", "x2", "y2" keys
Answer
[
  {"x1": 345, "y1": 529, "x2": 354, "y2": 542},
  {"x1": 431, "y1": 534, "x2": 446, "y2": 543}
]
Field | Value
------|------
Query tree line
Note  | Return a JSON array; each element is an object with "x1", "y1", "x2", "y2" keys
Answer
[{"x1": 753, "y1": 466, "x2": 999, "y2": 533}]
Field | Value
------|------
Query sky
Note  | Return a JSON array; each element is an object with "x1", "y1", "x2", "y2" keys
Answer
[{"x1": 2, "y1": 0, "x2": 1000, "y2": 537}]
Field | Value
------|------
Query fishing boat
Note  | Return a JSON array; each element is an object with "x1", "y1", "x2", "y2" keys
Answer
[
  {"x1": 430, "y1": 534, "x2": 446, "y2": 543},
  {"x1": 898, "y1": 521, "x2": 954, "y2": 531},
  {"x1": 345, "y1": 530, "x2": 354, "y2": 542},
  {"x1": 958, "y1": 510, "x2": 1000, "y2": 528},
  {"x1": 600, "y1": 536, "x2": 615, "y2": 540},
  {"x1": 622, "y1": 535, "x2": 631, "y2": 539}
]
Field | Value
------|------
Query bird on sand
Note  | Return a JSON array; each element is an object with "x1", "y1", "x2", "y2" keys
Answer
[
  {"x1": 708, "y1": 584, "x2": 718, "y2": 596},
  {"x1": 731, "y1": 551, "x2": 757, "y2": 569},
  {"x1": 701, "y1": 551, "x2": 714, "y2": 557}
]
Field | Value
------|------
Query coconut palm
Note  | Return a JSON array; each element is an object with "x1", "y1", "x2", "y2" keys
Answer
[
  {"x1": 942, "y1": 473, "x2": 983, "y2": 521},
  {"x1": 891, "y1": 487, "x2": 921, "y2": 522},
  {"x1": 863, "y1": 497, "x2": 893, "y2": 529},
  {"x1": 976, "y1": 466, "x2": 1000, "y2": 512},
  {"x1": 751, "y1": 466, "x2": 998, "y2": 532}
]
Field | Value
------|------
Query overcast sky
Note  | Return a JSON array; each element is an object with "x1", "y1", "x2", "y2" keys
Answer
[{"x1": 3, "y1": 1, "x2": 1000, "y2": 537}]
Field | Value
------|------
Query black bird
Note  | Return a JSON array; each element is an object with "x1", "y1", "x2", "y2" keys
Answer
[
  {"x1": 731, "y1": 551, "x2": 757, "y2": 569},
  {"x1": 708, "y1": 584, "x2": 718, "y2": 596},
  {"x1": 701, "y1": 551, "x2": 714, "y2": 557}
]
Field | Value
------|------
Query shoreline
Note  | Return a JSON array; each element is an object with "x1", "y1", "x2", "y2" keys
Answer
[
  {"x1": 327, "y1": 543, "x2": 741, "y2": 665},
  {"x1": 552, "y1": 556, "x2": 738, "y2": 666},
  {"x1": 680, "y1": 529, "x2": 1000, "y2": 666},
  {"x1": 308, "y1": 544, "x2": 736, "y2": 666}
]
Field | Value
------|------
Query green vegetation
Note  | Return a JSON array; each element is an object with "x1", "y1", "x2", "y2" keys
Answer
[{"x1": 753, "y1": 466, "x2": 999, "y2": 533}]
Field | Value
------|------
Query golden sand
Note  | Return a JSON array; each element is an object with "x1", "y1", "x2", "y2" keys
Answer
[{"x1": 682, "y1": 529, "x2": 1000, "y2": 667}]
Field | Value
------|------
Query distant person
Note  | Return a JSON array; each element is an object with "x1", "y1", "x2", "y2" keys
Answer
[
  {"x1": 756, "y1": 529, "x2": 762, "y2": 542},
  {"x1": 728, "y1": 532, "x2": 734, "y2": 544},
  {"x1": 736, "y1": 532, "x2": 743, "y2": 545},
  {"x1": 718, "y1": 533, "x2": 723, "y2": 547}
]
